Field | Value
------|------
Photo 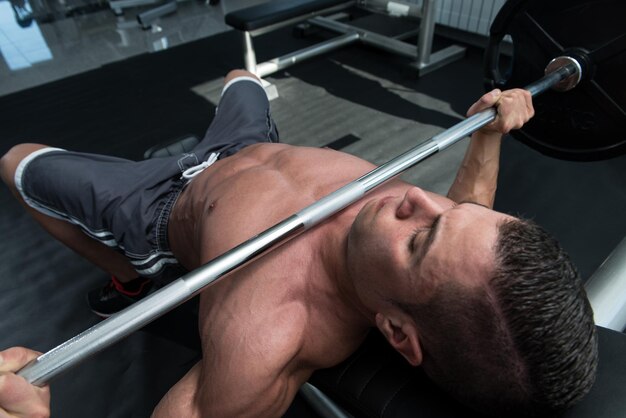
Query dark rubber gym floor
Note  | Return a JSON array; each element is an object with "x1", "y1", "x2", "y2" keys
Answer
[{"x1": 1, "y1": 20, "x2": 626, "y2": 418}]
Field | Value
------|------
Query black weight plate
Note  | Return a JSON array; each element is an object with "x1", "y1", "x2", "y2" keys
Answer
[{"x1": 485, "y1": 0, "x2": 626, "y2": 161}]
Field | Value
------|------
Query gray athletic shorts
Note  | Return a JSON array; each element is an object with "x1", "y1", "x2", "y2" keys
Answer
[{"x1": 15, "y1": 76, "x2": 279, "y2": 284}]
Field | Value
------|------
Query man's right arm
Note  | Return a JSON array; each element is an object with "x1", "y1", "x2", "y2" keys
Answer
[
  {"x1": 152, "y1": 300, "x2": 311, "y2": 418},
  {"x1": 447, "y1": 89, "x2": 534, "y2": 208},
  {"x1": 0, "y1": 347, "x2": 50, "y2": 418}
]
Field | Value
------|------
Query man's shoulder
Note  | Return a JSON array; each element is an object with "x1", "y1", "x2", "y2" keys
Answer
[{"x1": 201, "y1": 287, "x2": 310, "y2": 367}]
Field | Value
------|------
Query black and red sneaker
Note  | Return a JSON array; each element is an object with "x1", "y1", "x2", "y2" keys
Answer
[{"x1": 87, "y1": 276, "x2": 153, "y2": 318}]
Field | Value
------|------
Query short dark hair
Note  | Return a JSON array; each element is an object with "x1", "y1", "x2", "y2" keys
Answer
[{"x1": 396, "y1": 218, "x2": 598, "y2": 417}]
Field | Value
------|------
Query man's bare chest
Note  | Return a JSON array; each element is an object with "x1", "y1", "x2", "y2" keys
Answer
[{"x1": 195, "y1": 239, "x2": 368, "y2": 371}]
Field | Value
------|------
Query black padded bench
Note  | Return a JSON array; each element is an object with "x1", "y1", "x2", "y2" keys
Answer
[
  {"x1": 223, "y1": 0, "x2": 466, "y2": 98},
  {"x1": 225, "y1": 0, "x2": 353, "y2": 32},
  {"x1": 306, "y1": 326, "x2": 626, "y2": 418}
]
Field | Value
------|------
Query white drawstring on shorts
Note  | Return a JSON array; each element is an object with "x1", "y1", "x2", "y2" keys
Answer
[{"x1": 181, "y1": 152, "x2": 220, "y2": 180}]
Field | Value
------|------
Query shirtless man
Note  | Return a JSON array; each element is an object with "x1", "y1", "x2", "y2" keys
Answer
[{"x1": 0, "y1": 70, "x2": 597, "y2": 417}]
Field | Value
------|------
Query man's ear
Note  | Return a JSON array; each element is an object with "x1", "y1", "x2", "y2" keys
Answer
[{"x1": 375, "y1": 313, "x2": 423, "y2": 366}]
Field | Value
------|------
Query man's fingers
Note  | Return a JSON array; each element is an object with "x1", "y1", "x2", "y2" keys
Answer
[
  {"x1": 0, "y1": 348, "x2": 50, "y2": 417},
  {"x1": 466, "y1": 88, "x2": 536, "y2": 135},
  {"x1": 0, "y1": 373, "x2": 50, "y2": 417},
  {"x1": 0, "y1": 347, "x2": 40, "y2": 373},
  {"x1": 491, "y1": 89, "x2": 535, "y2": 133},
  {"x1": 466, "y1": 89, "x2": 502, "y2": 116},
  {"x1": 524, "y1": 89, "x2": 535, "y2": 119}
]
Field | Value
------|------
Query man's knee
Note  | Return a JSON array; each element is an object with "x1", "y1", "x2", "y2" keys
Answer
[
  {"x1": 224, "y1": 69, "x2": 259, "y2": 84},
  {"x1": 0, "y1": 143, "x2": 49, "y2": 189}
]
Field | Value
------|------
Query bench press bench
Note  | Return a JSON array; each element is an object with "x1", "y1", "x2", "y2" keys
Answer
[{"x1": 224, "y1": 0, "x2": 466, "y2": 98}]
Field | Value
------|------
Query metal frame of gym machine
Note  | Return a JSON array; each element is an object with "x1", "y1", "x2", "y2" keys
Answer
[
  {"x1": 240, "y1": 0, "x2": 466, "y2": 98},
  {"x1": 109, "y1": 0, "x2": 178, "y2": 29}
]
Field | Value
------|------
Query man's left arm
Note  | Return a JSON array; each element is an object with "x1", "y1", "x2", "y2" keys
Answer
[{"x1": 447, "y1": 89, "x2": 534, "y2": 208}]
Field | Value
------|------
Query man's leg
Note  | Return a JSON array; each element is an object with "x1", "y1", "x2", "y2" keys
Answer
[
  {"x1": 0, "y1": 143, "x2": 139, "y2": 281},
  {"x1": 194, "y1": 69, "x2": 279, "y2": 157},
  {"x1": 0, "y1": 71, "x2": 273, "y2": 315},
  {"x1": 1, "y1": 144, "x2": 157, "y2": 318}
]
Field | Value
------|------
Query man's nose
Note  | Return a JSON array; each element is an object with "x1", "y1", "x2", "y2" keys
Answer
[{"x1": 396, "y1": 187, "x2": 442, "y2": 220}]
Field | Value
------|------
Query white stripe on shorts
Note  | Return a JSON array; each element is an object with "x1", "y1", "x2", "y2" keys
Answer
[
  {"x1": 221, "y1": 76, "x2": 264, "y2": 96},
  {"x1": 15, "y1": 147, "x2": 67, "y2": 221},
  {"x1": 134, "y1": 256, "x2": 180, "y2": 276}
]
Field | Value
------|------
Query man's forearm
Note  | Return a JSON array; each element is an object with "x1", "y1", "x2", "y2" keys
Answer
[
  {"x1": 446, "y1": 131, "x2": 502, "y2": 208},
  {"x1": 447, "y1": 88, "x2": 533, "y2": 208}
]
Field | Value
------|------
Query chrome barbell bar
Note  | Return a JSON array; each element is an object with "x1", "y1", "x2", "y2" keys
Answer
[{"x1": 17, "y1": 57, "x2": 581, "y2": 385}]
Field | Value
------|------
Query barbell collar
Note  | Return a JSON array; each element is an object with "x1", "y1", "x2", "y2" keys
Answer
[{"x1": 544, "y1": 56, "x2": 583, "y2": 92}]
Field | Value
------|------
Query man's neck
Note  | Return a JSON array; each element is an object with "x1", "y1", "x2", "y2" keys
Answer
[{"x1": 314, "y1": 210, "x2": 375, "y2": 331}]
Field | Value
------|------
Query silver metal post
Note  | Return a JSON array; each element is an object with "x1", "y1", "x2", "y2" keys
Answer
[
  {"x1": 410, "y1": 0, "x2": 466, "y2": 76},
  {"x1": 17, "y1": 60, "x2": 581, "y2": 386},
  {"x1": 243, "y1": 31, "x2": 257, "y2": 74},
  {"x1": 417, "y1": 0, "x2": 437, "y2": 66},
  {"x1": 256, "y1": 32, "x2": 361, "y2": 78},
  {"x1": 585, "y1": 237, "x2": 626, "y2": 331},
  {"x1": 299, "y1": 383, "x2": 351, "y2": 418}
]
